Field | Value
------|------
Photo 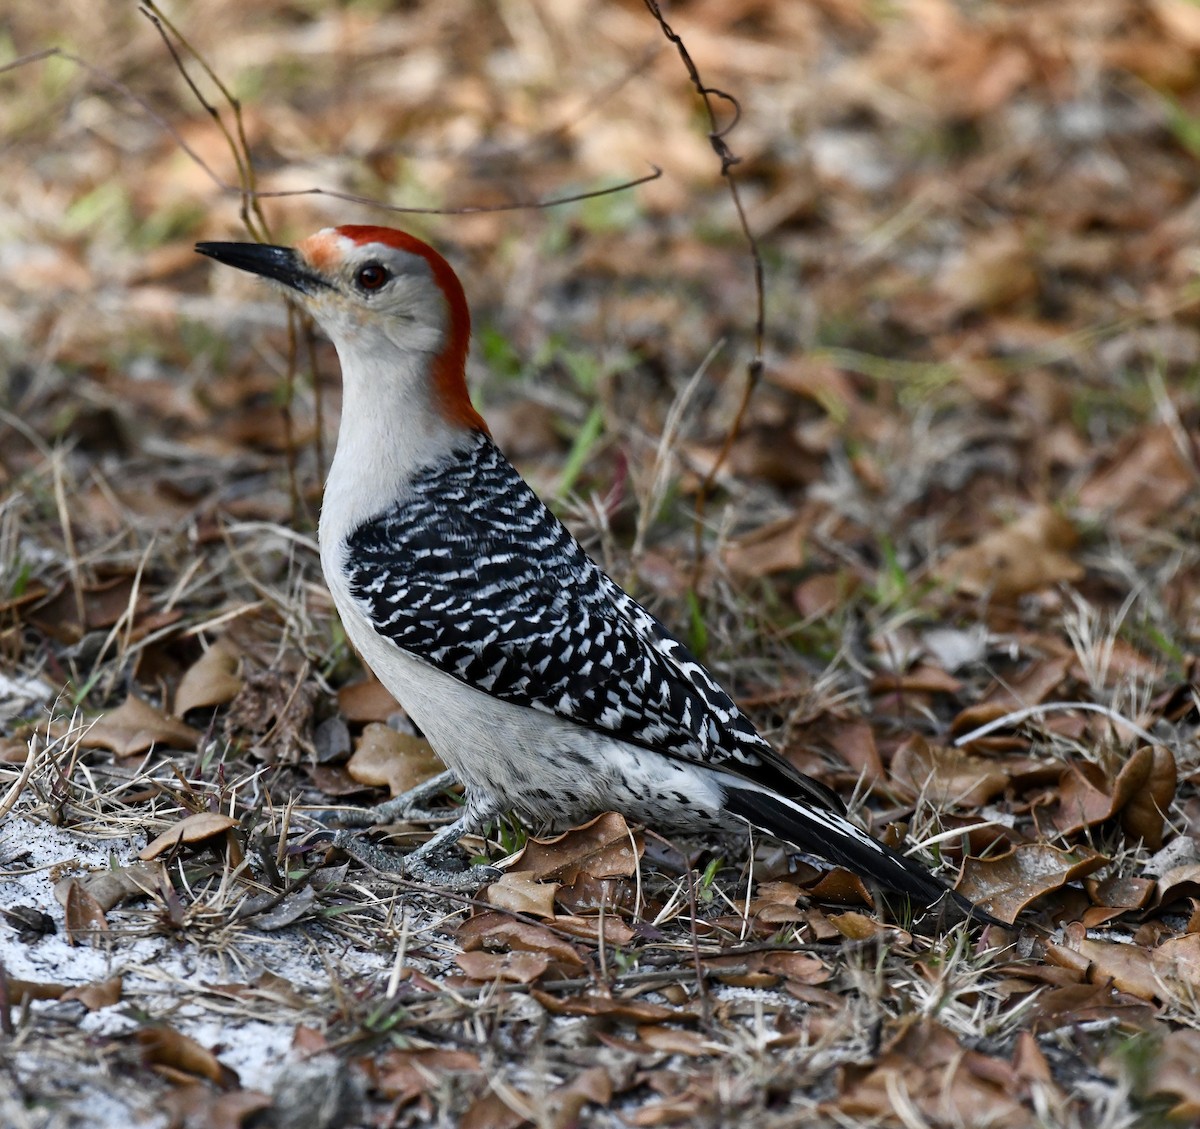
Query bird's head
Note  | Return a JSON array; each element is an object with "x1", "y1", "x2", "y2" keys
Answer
[{"x1": 197, "y1": 225, "x2": 484, "y2": 432}]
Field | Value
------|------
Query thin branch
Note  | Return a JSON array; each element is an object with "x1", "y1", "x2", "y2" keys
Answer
[
  {"x1": 239, "y1": 167, "x2": 664, "y2": 215},
  {"x1": 640, "y1": 0, "x2": 766, "y2": 580},
  {"x1": 0, "y1": 46, "x2": 663, "y2": 221}
]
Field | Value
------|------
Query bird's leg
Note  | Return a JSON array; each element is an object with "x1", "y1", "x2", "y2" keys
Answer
[
  {"x1": 328, "y1": 817, "x2": 502, "y2": 891},
  {"x1": 326, "y1": 796, "x2": 504, "y2": 892},
  {"x1": 318, "y1": 769, "x2": 459, "y2": 828}
]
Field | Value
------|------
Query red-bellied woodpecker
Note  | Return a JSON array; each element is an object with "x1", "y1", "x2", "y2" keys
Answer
[{"x1": 197, "y1": 226, "x2": 997, "y2": 926}]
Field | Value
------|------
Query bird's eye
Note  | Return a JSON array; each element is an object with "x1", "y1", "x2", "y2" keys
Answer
[{"x1": 354, "y1": 262, "x2": 391, "y2": 291}]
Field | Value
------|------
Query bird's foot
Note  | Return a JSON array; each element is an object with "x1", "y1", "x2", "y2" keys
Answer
[
  {"x1": 322, "y1": 816, "x2": 501, "y2": 893},
  {"x1": 316, "y1": 770, "x2": 459, "y2": 828}
]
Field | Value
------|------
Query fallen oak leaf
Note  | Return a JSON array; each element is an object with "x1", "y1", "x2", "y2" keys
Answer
[
  {"x1": 511, "y1": 811, "x2": 642, "y2": 883},
  {"x1": 1049, "y1": 760, "x2": 1118, "y2": 836},
  {"x1": 81, "y1": 695, "x2": 199, "y2": 758},
  {"x1": 531, "y1": 991, "x2": 688, "y2": 1024},
  {"x1": 1145, "y1": 1029, "x2": 1200, "y2": 1122},
  {"x1": 933, "y1": 504, "x2": 1082, "y2": 599},
  {"x1": 891, "y1": 734, "x2": 1010, "y2": 808},
  {"x1": 157, "y1": 1086, "x2": 272, "y2": 1129},
  {"x1": 1049, "y1": 746, "x2": 1176, "y2": 848},
  {"x1": 63, "y1": 880, "x2": 108, "y2": 947},
  {"x1": 137, "y1": 1024, "x2": 238, "y2": 1087},
  {"x1": 1049, "y1": 924, "x2": 1200, "y2": 1004},
  {"x1": 337, "y1": 674, "x2": 401, "y2": 723},
  {"x1": 139, "y1": 812, "x2": 239, "y2": 860},
  {"x1": 636, "y1": 1025, "x2": 714, "y2": 1057},
  {"x1": 484, "y1": 870, "x2": 560, "y2": 919},
  {"x1": 346, "y1": 724, "x2": 445, "y2": 798},
  {"x1": 62, "y1": 975, "x2": 122, "y2": 1010},
  {"x1": 1085, "y1": 874, "x2": 1156, "y2": 912},
  {"x1": 454, "y1": 949, "x2": 551, "y2": 984},
  {"x1": 457, "y1": 912, "x2": 586, "y2": 969},
  {"x1": 1048, "y1": 925, "x2": 1162, "y2": 1001},
  {"x1": 827, "y1": 911, "x2": 910, "y2": 943},
  {"x1": 174, "y1": 639, "x2": 242, "y2": 715},
  {"x1": 552, "y1": 914, "x2": 636, "y2": 946},
  {"x1": 372, "y1": 1048, "x2": 482, "y2": 1104},
  {"x1": 53, "y1": 861, "x2": 166, "y2": 912},
  {"x1": 956, "y1": 843, "x2": 1108, "y2": 923},
  {"x1": 1117, "y1": 745, "x2": 1176, "y2": 850}
]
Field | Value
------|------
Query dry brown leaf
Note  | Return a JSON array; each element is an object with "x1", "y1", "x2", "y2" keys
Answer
[
  {"x1": 1028, "y1": 981, "x2": 1157, "y2": 1032},
  {"x1": 137, "y1": 1024, "x2": 238, "y2": 1088},
  {"x1": 938, "y1": 229, "x2": 1037, "y2": 315},
  {"x1": 337, "y1": 675, "x2": 402, "y2": 723},
  {"x1": 532, "y1": 991, "x2": 684, "y2": 1024},
  {"x1": 957, "y1": 843, "x2": 1108, "y2": 922},
  {"x1": 512, "y1": 812, "x2": 642, "y2": 883},
  {"x1": 63, "y1": 879, "x2": 108, "y2": 947},
  {"x1": 1078, "y1": 423, "x2": 1195, "y2": 523},
  {"x1": 457, "y1": 912, "x2": 585, "y2": 968},
  {"x1": 933, "y1": 504, "x2": 1082, "y2": 598},
  {"x1": 722, "y1": 515, "x2": 810, "y2": 577},
  {"x1": 542, "y1": 1066, "x2": 613, "y2": 1128},
  {"x1": 459, "y1": 1090, "x2": 525, "y2": 1129},
  {"x1": 869, "y1": 663, "x2": 963, "y2": 697},
  {"x1": 139, "y1": 812, "x2": 239, "y2": 860},
  {"x1": 979, "y1": 654, "x2": 1075, "y2": 712},
  {"x1": 53, "y1": 861, "x2": 166, "y2": 912},
  {"x1": 484, "y1": 870, "x2": 560, "y2": 918},
  {"x1": 835, "y1": 1019, "x2": 1034, "y2": 1128},
  {"x1": 636, "y1": 1025, "x2": 713, "y2": 1057},
  {"x1": 175, "y1": 640, "x2": 242, "y2": 715},
  {"x1": 1049, "y1": 927, "x2": 1162, "y2": 1001},
  {"x1": 891, "y1": 734, "x2": 1009, "y2": 807},
  {"x1": 552, "y1": 913, "x2": 636, "y2": 946},
  {"x1": 157, "y1": 1086, "x2": 272, "y2": 1129},
  {"x1": 459, "y1": 1064, "x2": 612, "y2": 1129},
  {"x1": 62, "y1": 976, "x2": 122, "y2": 1010},
  {"x1": 749, "y1": 880, "x2": 806, "y2": 924},
  {"x1": 346, "y1": 724, "x2": 445, "y2": 797},
  {"x1": 763, "y1": 951, "x2": 832, "y2": 986},
  {"x1": 1050, "y1": 761, "x2": 1119, "y2": 835},
  {"x1": 454, "y1": 949, "x2": 551, "y2": 984},
  {"x1": 827, "y1": 911, "x2": 902, "y2": 941},
  {"x1": 373, "y1": 1048, "x2": 482, "y2": 1104},
  {"x1": 825, "y1": 722, "x2": 885, "y2": 790},
  {"x1": 555, "y1": 872, "x2": 636, "y2": 916},
  {"x1": 1085, "y1": 874, "x2": 1156, "y2": 912},
  {"x1": 81, "y1": 695, "x2": 200, "y2": 758},
  {"x1": 806, "y1": 868, "x2": 875, "y2": 906},
  {"x1": 4, "y1": 979, "x2": 68, "y2": 1004},
  {"x1": 1146, "y1": 1028, "x2": 1200, "y2": 1121},
  {"x1": 29, "y1": 574, "x2": 148, "y2": 643},
  {"x1": 1050, "y1": 926, "x2": 1200, "y2": 1003},
  {"x1": 1118, "y1": 745, "x2": 1176, "y2": 849},
  {"x1": 1051, "y1": 746, "x2": 1176, "y2": 847},
  {"x1": 1156, "y1": 863, "x2": 1200, "y2": 908}
]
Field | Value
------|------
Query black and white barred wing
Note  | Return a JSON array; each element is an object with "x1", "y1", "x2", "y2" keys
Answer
[{"x1": 343, "y1": 434, "x2": 841, "y2": 812}]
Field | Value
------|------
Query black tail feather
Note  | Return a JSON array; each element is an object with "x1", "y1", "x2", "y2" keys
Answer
[{"x1": 723, "y1": 785, "x2": 1004, "y2": 929}]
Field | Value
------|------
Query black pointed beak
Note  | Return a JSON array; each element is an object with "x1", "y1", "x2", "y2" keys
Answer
[{"x1": 195, "y1": 241, "x2": 328, "y2": 295}]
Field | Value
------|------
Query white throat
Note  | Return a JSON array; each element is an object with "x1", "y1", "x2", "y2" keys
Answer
[{"x1": 317, "y1": 342, "x2": 463, "y2": 556}]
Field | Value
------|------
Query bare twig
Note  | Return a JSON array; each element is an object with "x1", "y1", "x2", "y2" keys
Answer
[{"x1": 641, "y1": 0, "x2": 766, "y2": 580}]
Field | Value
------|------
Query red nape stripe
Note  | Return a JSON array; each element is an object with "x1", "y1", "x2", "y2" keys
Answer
[{"x1": 333, "y1": 225, "x2": 488, "y2": 435}]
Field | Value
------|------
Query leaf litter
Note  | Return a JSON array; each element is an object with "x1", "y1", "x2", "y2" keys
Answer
[{"x1": 1, "y1": 0, "x2": 1200, "y2": 1125}]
